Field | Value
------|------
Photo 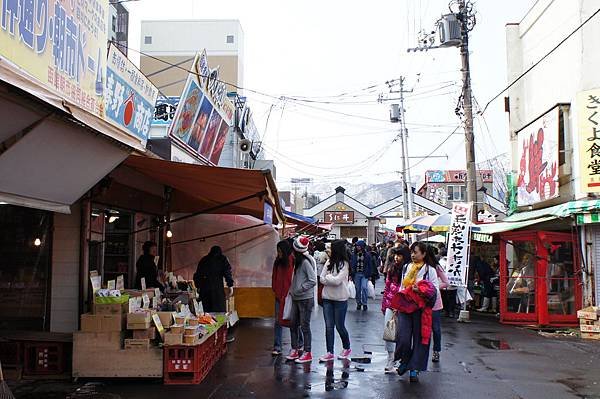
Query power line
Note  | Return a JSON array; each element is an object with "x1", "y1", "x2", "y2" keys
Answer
[
  {"x1": 481, "y1": 6, "x2": 600, "y2": 114},
  {"x1": 407, "y1": 124, "x2": 463, "y2": 171}
]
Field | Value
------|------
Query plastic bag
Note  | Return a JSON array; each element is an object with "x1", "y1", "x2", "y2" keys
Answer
[
  {"x1": 282, "y1": 293, "x2": 293, "y2": 320},
  {"x1": 367, "y1": 281, "x2": 376, "y2": 299},
  {"x1": 347, "y1": 281, "x2": 356, "y2": 299},
  {"x1": 383, "y1": 314, "x2": 397, "y2": 342}
]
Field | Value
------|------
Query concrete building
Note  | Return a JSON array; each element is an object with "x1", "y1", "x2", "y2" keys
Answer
[
  {"x1": 108, "y1": 2, "x2": 129, "y2": 56},
  {"x1": 503, "y1": 0, "x2": 600, "y2": 316}
]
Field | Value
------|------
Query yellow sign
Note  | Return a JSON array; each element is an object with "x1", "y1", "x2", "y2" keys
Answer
[
  {"x1": 578, "y1": 89, "x2": 600, "y2": 193},
  {"x1": 0, "y1": 0, "x2": 109, "y2": 117}
]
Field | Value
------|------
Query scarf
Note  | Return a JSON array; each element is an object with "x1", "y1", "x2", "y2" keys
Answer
[{"x1": 402, "y1": 261, "x2": 424, "y2": 288}]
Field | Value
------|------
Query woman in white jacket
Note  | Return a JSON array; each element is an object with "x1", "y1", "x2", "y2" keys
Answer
[{"x1": 318, "y1": 240, "x2": 352, "y2": 362}]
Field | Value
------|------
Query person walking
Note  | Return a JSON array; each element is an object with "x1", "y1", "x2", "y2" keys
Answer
[
  {"x1": 351, "y1": 240, "x2": 372, "y2": 311},
  {"x1": 476, "y1": 256, "x2": 495, "y2": 312},
  {"x1": 318, "y1": 240, "x2": 352, "y2": 362},
  {"x1": 381, "y1": 248, "x2": 407, "y2": 373},
  {"x1": 428, "y1": 246, "x2": 449, "y2": 363},
  {"x1": 369, "y1": 243, "x2": 381, "y2": 290},
  {"x1": 439, "y1": 249, "x2": 458, "y2": 318},
  {"x1": 286, "y1": 236, "x2": 317, "y2": 364},
  {"x1": 392, "y1": 242, "x2": 439, "y2": 383},
  {"x1": 271, "y1": 240, "x2": 296, "y2": 356}
]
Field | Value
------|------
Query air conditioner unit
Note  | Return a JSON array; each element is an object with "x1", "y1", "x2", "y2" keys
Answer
[{"x1": 438, "y1": 14, "x2": 462, "y2": 48}]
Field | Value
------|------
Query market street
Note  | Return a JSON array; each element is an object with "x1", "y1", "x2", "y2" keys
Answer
[{"x1": 10, "y1": 296, "x2": 600, "y2": 399}]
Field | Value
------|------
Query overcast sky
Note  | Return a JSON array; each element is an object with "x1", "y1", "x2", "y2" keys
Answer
[{"x1": 126, "y1": 0, "x2": 535, "y2": 194}]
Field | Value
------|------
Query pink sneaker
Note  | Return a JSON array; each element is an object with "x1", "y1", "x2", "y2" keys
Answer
[
  {"x1": 295, "y1": 352, "x2": 313, "y2": 363},
  {"x1": 319, "y1": 352, "x2": 335, "y2": 362},
  {"x1": 286, "y1": 349, "x2": 300, "y2": 361},
  {"x1": 338, "y1": 349, "x2": 352, "y2": 360}
]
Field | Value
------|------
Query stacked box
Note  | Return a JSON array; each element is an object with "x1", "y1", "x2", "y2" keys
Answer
[
  {"x1": 81, "y1": 313, "x2": 124, "y2": 332},
  {"x1": 578, "y1": 306, "x2": 600, "y2": 340},
  {"x1": 127, "y1": 312, "x2": 152, "y2": 330},
  {"x1": 133, "y1": 327, "x2": 157, "y2": 340}
]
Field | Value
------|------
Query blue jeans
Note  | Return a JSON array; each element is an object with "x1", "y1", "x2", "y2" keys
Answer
[
  {"x1": 322, "y1": 299, "x2": 350, "y2": 353},
  {"x1": 274, "y1": 298, "x2": 303, "y2": 351},
  {"x1": 432, "y1": 310, "x2": 442, "y2": 352},
  {"x1": 354, "y1": 273, "x2": 368, "y2": 306}
]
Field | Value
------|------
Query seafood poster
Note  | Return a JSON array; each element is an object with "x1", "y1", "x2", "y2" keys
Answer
[
  {"x1": 105, "y1": 44, "x2": 159, "y2": 144},
  {"x1": 516, "y1": 107, "x2": 560, "y2": 206}
]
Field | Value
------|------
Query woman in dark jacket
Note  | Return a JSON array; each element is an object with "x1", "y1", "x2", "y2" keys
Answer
[
  {"x1": 193, "y1": 246, "x2": 234, "y2": 313},
  {"x1": 135, "y1": 241, "x2": 162, "y2": 289}
]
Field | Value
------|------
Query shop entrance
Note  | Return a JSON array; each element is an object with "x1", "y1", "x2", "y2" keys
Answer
[{"x1": 499, "y1": 231, "x2": 581, "y2": 326}]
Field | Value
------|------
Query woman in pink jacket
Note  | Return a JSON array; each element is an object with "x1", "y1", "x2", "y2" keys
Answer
[
  {"x1": 428, "y1": 245, "x2": 450, "y2": 363},
  {"x1": 381, "y1": 247, "x2": 408, "y2": 373}
]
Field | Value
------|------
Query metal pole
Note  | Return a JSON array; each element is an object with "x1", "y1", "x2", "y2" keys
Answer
[
  {"x1": 399, "y1": 77, "x2": 414, "y2": 218},
  {"x1": 459, "y1": 0, "x2": 478, "y2": 220}
]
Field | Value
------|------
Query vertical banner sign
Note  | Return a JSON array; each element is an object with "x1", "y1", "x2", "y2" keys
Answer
[
  {"x1": 446, "y1": 202, "x2": 473, "y2": 287},
  {"x1": 0, "y1": 0, "x2": 109, "y2": 117},
  {"x1": 578, "y1": 89, "x2": 600, "y2": 193},
  {"x1": 105, "y1": 44, "x2": 158, "y2": 144},
  {"x1": 516, "y1": 107, "x2": 560, "y2": 206}
]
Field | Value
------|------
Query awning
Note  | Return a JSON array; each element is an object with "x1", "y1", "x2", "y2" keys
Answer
[
  {"x1": 284, "y1": 210, "x2": 317, "y2": 225},
  {"x1": 504, "y1": 200, "x2": 600, "y2": 222},
  {"x1": 470, "y1": 216, "x2": 557, "y2": 234},
  {"x1": 111, "y1": 155, "x2": 284, "y2": 224},
  {"x1": 283, "y1": 210, "x2": 331, "y2": 236}
]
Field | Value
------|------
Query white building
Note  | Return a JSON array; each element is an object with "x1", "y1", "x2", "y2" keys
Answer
[{"x1": 505, "y1": 0, "x2": 600, "y2": 309}]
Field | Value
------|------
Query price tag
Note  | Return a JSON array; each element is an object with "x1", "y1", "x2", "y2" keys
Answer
[
  {"x1": 116, "y1": 275, "x2": 124, "y2": 291},
  {"x1": 128, "y1": 298, "x2": 136, "y2": 313},
  {"x1": 154, "y1": 287, "x2": 161, "y2": 301},
  {"x1": 152, "y1": 296, "x2": 158, "y2": 309},
  {"x1": 141, "y1": 277, "x2": 146, "y2": 291},
  {"x1": 142, "y1": 294, "x2": 150, "y2": 309},
  {"x1": 152, "y1": 313, "x2": 165, "y2": 340},
  {"x1": 107, "y1": 280, "x2": 115, "y2": 290}
]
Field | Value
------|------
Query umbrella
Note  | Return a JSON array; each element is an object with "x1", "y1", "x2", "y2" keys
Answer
[
  {"x1": 396, "y1": 215, "x2": 428, "y2": 232},
  {"x1": 407, "y1": 213, "x2": 452, "y2": 232}
]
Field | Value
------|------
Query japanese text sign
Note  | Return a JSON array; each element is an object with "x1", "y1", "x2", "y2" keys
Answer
[
  {"x1": 578, "y1": 89, "x2": 600, "y2": 193},
  {"x1": 446, "y1": 202, "x2": 472, "y2": 287},
  {"x1": 324, "y1": 211, "x2": 354, "y2": 224},
  {"x1": 105, "y1": 44, "x2": 158, "y2": 144},
  {"x1": 152, "y1": 96, "x2": 179, "y2": 126},
  {"x1": 0, "y1": 0, "x2": 109, "y2": 117},
  {"x1": 516, "y1": 107, "x2": 560, "y2": 206}
]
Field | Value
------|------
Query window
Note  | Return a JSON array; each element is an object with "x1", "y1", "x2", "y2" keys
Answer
[
  {"x1": 226, "y1": 35, "x2": 234, "y2": 44},
  {"x1": 447, "y1": 185, "x2": 466, "y2": 201},
  {"x1": 144, "y1": 36, "x2": 152, "y2": 45},
  {"x1": 112, "y1": 15, "x2": 117, "y2": 32}
]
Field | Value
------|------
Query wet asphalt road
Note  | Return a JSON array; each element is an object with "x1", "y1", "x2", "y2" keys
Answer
[{"x1": 10, "y1": 295, "x2": 600, "y2": 399}]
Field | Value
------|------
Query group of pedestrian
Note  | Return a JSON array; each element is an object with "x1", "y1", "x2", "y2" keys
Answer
[{"x1": 271, "y1": 235, "x2": 456, "y2": 383}]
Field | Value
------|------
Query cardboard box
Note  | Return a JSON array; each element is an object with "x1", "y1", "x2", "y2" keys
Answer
[
  {"x1": 580, "y1": 319, "x2": 600, "y2": 333},
  {"x1": 94, "y1": 302, "x2": 127, "y2": 315},
  {"x1": 164, "y1": 332, "x2": 183, "y2": 346},
  {"x1": 73, "y1": 332, "x2": 123, "y2": 350},
  {"x1": 170, "y1": 324, "x2": 184, "y2": 334},
  {"x1": 157, "y1": 311, "x2": 174, "y2": 328},
  {"x1": 577, "y1": 306, "x2": 600, "y2": 321},
  {"x1": 125, "y1": 338, "x2": 150, "y2": 350},
  {"x1": 133, "y1": 327, "x2": 156, "y2": 340},
  {"x1": 183, "y1": 333, "x2": 198, "y2": 345},
  {"x1": 581, "y1": 332, "x2": 600, "y2": 340},
  {"x1": 127, "y1": 312, "x2": 152, "y2": 329},
  {"x1": 73, "y1": 347, "x2": 163, "y2": 378},
  {"x1": 81, "y1": 313, "x2": 101, "y2": 332}
]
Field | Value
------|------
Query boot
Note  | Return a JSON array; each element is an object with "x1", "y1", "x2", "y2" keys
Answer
[
  {"x1": 491, "y1": 297, "x2": 498, "y2": 313},
  {"x1": 477, "y1": 297, "x2": 490, "y2": 312},
  {"x1": 384, "y1": 352, "x2": 395, "y2": 374}
]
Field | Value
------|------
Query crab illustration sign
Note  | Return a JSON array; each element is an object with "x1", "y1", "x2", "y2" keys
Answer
[
  {"x1": 104, "y1": 44, "x2": 158, "y2": 144},
  {"x1": 516, "y1": 107, "x2": 560, "y2": 206}
]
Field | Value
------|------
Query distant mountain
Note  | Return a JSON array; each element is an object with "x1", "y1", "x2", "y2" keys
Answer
[{"x1": 308, "y1": 181, "x2": 403, "y2": 208}]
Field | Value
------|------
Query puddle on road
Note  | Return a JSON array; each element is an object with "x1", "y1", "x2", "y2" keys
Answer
[{"x1": 476, "y1": 338, "x2": 511, "y2": 350}]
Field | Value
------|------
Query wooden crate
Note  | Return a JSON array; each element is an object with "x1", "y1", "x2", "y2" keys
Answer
[
  {"x1": 73, "y1": 347, "x2": 162, "y2": 378},
  {"x1": 124, "y1": 339, "x2": 150, "y2": 350}
]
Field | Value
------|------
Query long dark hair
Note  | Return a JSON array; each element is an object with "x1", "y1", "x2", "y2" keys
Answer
[
  {"x1": 410, "y1": 241, "x2": 437, "y2": 267},
  {"x1": 328, "y1": 240, "x2": 349, "y2": 272},
  {"x1": 388, "y1": 248, "x2": 405, "y2": 282},
  {"x1": 426, "y1": 245, "x2": 440, "y2": 267},
  {"x1": 275, "y1": 240, "x2": 292, "y2": 268}
]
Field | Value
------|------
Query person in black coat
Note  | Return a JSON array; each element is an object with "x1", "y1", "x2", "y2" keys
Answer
[
  {"x1": 193, "y1": 246, "x2": 235, "y2": 313},
  {"x1": 135, "y1": 241, "x2": 162, "y2": 289}
]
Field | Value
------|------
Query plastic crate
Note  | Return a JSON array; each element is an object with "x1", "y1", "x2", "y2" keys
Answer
[{"x1": 23, "y1": 343, "x2": 64, "y2": 375}]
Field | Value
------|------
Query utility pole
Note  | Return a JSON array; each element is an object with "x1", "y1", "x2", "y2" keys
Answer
[
  {"x1": 389, "y1": 77, "x2": 414, "y2": 220},
  {"x1": 399, "y1": 77, "x2": 415, "y2": 219},
  {"x1": 458, "y1": 0, "x2": 478, "y2": 220}
]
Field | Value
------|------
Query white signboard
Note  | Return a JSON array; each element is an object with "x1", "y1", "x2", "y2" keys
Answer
[
  {"x1": 446, "y1": 202, "x2": 473, "y2": 287},
  {"x1": 516, "y1": 107, "x2": 560, "y2": 206}
]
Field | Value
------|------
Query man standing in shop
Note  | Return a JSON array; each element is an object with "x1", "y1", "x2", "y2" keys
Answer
[{"x1": 135, "y1": 241, "x2": 163, "y2": 290}]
